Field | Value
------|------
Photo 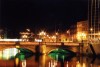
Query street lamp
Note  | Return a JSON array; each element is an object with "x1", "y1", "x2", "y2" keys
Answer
[
  {"x1": 55, "y1": 32, "x2": 58, "y2": 42},
  {"x1": 67, "y1": 30, "x2": 70, "y2": 42},
  {"x1": 90, "y1": 28, "x2": 93, "y2": 39}
]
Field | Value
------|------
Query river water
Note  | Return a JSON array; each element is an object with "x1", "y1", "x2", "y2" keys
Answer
[{"x1": 0, "y1": 47, "x2": 100, "y2": 67}]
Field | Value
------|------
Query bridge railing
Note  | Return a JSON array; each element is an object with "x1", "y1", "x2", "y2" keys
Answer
[
  {"x1": 0, "y1": 42, "x2": 15, "y2": 45},
  {"x1": 0, "y1": 41, "x2": 79, "y2": 46}
]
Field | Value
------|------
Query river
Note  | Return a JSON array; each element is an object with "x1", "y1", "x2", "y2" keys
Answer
[{"x1": 0, "y1": 47, "x2": 100, "y2": 67}]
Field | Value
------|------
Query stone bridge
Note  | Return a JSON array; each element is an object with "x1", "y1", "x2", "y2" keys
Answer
[{"x1": 0, "y1": 42, "x2": 79, "y2": 54}]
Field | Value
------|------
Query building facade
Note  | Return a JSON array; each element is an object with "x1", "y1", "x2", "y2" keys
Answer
[
  {"x1": 69, "y1": 21, "x2": 88, "y2": 42},
  {"x1": 69, "y1": 0, "x2": 100, "y2": 42},
  {"x1": 88, "y1": 0, "x2": 100, "y2": 39},
  {"x1": 77, "y1": 21, "x2": 88, "y2": 42}
]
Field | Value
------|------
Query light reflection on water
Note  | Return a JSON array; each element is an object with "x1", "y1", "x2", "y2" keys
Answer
[
  {"x1": 0, "y1": 48, "x2": 18, "y2": 60},
  {"x1": 0, "y1": 48, "x2": 100, "y2": 67}
]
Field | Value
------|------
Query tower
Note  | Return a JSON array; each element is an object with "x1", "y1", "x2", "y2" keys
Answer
[{"x1": 88, "y1": 0, "x2": 100, "y2": 39}]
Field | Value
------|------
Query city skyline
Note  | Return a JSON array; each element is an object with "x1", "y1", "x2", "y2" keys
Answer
[{"x1": 1, "y1": 0, "x2": 88, "y2": 38}]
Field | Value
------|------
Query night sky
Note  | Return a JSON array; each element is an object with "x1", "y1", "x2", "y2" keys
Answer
[{"x1": 1, "y1": 0, "x2": 88, "y2": 38}]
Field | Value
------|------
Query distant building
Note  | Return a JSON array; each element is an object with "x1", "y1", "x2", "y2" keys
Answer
[
  {"x1": 0, "y1": 28, "x2": 7, "y2": 39},
  {"x1": 20, "y1": 29, "x2": 34, "y2": 41},
  {"x1": 69, "y1": 0, "x2": 100, "y2": 42},
  {"x1": 69, "y1": 21, "x2": 88, "y2": 42},
  {"x1": 76, "y1": 21, "x2": 88, "y2": 41}
]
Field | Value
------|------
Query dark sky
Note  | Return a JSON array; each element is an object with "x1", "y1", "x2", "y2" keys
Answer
[{"x1": 1, "y1": 0, "x2": 88, "y2": 38}]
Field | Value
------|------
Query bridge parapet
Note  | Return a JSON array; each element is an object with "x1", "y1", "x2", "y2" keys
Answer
[
  {"x1": 0, "y1": 42, "x2": 79, "y2": 46},
  {"x1": 0, "y1": 42, "x2": 15, "y2": 45}
]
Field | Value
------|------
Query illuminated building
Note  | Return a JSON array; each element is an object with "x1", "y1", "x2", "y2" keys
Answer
[
  {"x1": 60, "y1": 34, "x2": 67, "y2": 42},
  {"x1": 77, "y1": 21, "x2": 88, "y2": 41},
  {"x1": 69, "y1": 0, "x2": 100, "y2": 42},
  {"x1": 20, "y1": 32, "x2": 30, "y2": 41},
  {"x1": 88, "y1": 0, "x2": 100, "y2": 39},
  {"x1": 69, "y1": 21, "x2": 88, "y2": 42},
  {"x1": 0, "y1": 28, "x2": 7, "y2": 39},
  {"x1": 20, "y1": 29, "x2": 34, "y2": 41}
]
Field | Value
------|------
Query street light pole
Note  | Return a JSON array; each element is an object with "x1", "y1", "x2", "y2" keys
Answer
[
  {"x1": 67, "y1": 30, "x2": 70, "y2": 42},
  {"x1": 55, "y1": 32, "x2": 58, "y2": 43},
  {"x1": 90, "y1": 28, "x2": 93, "y2": 39}
]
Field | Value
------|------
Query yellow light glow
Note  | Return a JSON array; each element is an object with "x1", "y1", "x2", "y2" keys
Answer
[
  {"x1": 90, "y1": 28, "x2": 93, "y2": 32},
  {"x1": 42, "y1": 45, "x2": 46, "y2": 54},
  {"x1": 16, "y1": 45, "x2": 20, "y2": 48},
  {"x1": 83, "y1": 63, "x2": 86, "y2": 67},
  {"x1": 77, "y1": 32, "x2": 86, "y2": 41},
  {"x1": 15, "y1": 58, "x2": 19, "y2": 67},
  {"x1": 52, "y1": 36, "x2": 56, "y2": 39},
  {"x1": 22, "y1": 35, "x2": 28, "y2": 38},
  {"x1": 42, "y1": 54, "x2": 46, "y2": 67},
  {"x1": 39, "y1": 31, "x2": 46, "y2": 36},
  {"x1": 0, "y1": 51, "x2": 2, "y2": 60},
  {"x1": 76, "y1": 61, "x2": 81, "y2": 67},
  {"x1": 55, "y1": 32, "x2": 58, "y2": 35}
]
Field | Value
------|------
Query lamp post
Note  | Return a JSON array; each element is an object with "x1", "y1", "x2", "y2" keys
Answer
[
  {"x1": 67, "y1": 30, "x2": 70, "y2": 42},
  {"x1": 90, "y1": 28, "x2": 93, "y2": 39},
  {"x1": 55, "y1": 32, "x2": 58, "y2": 43}
]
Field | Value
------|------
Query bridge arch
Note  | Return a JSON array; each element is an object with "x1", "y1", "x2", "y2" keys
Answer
[
  {"x1": 47, "y1": 48, "x2": 59, "y2": 54},
  {"x1": 0, "y1": 45, "x2": 36, "y2": 53}
]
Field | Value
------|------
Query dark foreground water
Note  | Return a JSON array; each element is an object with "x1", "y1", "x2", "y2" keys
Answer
[{"x1": 0, "y1": 48, "x2": 100, "y2": 67}]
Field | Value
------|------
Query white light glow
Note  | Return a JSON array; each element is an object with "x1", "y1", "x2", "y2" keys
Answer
[
  {"x1": 35, "y1": 39, "x2": 42, "y2": 42},
  {"x1": 0, "y1": 39, "x2": 22, "y2": 42}
]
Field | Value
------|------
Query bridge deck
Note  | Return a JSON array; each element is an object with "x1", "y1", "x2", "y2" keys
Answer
[{"x1": 0, "y1": 42, "x2": 79, "y2": 46}]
